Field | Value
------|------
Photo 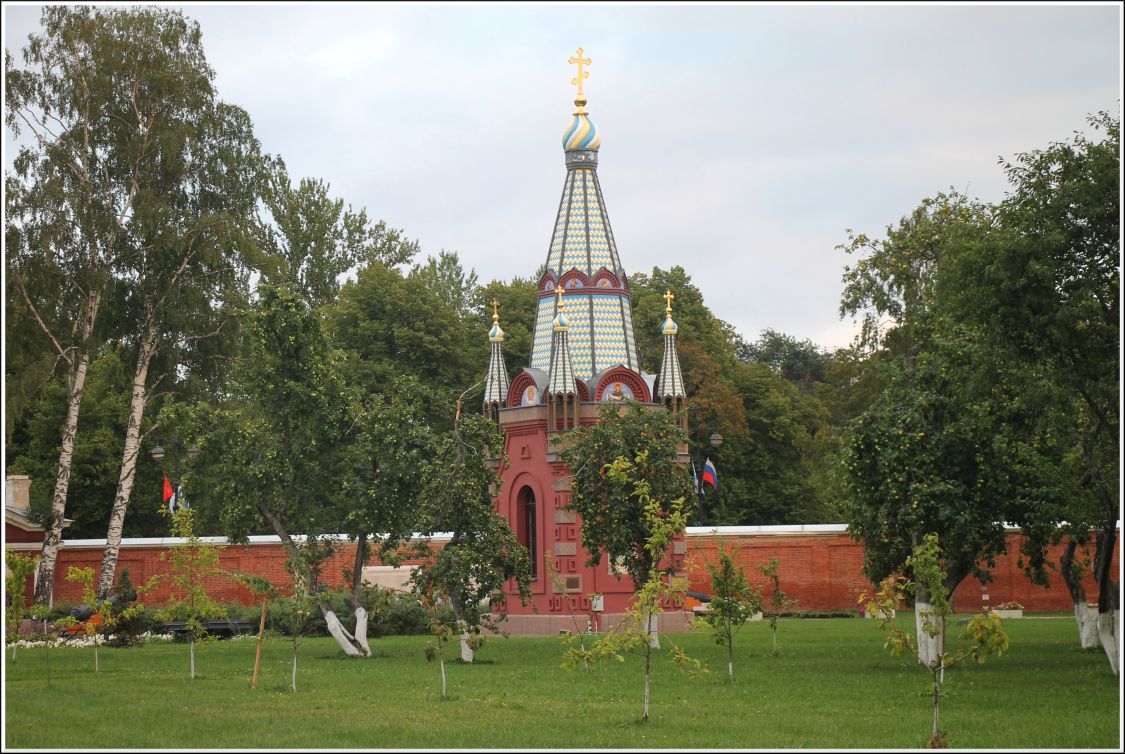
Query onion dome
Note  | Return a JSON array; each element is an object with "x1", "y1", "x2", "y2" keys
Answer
[
  {"x1": 489, "y1": 306, "x2": 505, "y2": 342},
  {"x1": 562, "y1": 112, "x2": 601, "y2": 151}
]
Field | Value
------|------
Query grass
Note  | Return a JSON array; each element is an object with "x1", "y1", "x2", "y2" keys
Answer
[{"x1": 4, "y1": 614, "x2": 1120, "y2": 749}]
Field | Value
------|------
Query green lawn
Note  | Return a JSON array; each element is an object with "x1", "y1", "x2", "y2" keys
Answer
[{"x1": 4, "y1": 615, "x2": 1120, "y2": 749}]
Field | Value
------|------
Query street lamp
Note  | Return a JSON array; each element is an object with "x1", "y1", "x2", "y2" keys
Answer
[{"x1": 151, "y1": 438, "x2": 199, "y2": 511}]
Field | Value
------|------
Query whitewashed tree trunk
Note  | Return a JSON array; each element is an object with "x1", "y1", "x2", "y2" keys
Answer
[
  {"x1": 354, "y1": 607, "x2": 371, "y2": 656},
  {"x1": 1075, "y1": 601, "x2": 1100, "y2": 649},
  {"x1": 321, "y1": 608, "x2": 370, "y2": 657},
  {"x1": 914, "y1": 602, "x2": 944, "y2": 668},
  {"x1": 460, "y1": 631, "x2": 474, "y2": 663},
  {"x1": 97, "y1": 333, "x2": 157, "y2": 597},
  {"x1": 1096, "y1": 610, "x2": 1118, "y2": 675},
  {"x1": 646, "y1": 612, "x2": 660, "y2": 649},
  {"x1": 291, "y1": 650, "x2": 297, "y2": 691},
  {"x1": 34, "y1": 336, "x2": 96, "y2": 606},
  {"x1": 439, "y1": 655, "x2": 447, "y2": 700},
  {"x1": 190, "y1": 636, "x2": 196, "y2": 679}
]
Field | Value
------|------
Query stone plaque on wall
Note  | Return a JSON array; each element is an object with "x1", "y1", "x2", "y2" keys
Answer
[{"x1": 554, "y1": 508, "x2": 578, "y2": 524}]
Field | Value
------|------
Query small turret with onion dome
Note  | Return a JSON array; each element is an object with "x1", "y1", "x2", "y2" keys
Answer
[
  {"x1": 546, "y1": 286, "x2": 578, "y2": 431},
  {"x1": 483, "y1": 299, "x2": 510, "y2": 422},
  {"x1": 653, "y1": 290, "x2": 688, "y2": 430}
]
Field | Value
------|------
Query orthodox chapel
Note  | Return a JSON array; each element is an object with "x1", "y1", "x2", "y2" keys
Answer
[{"x1": 482, "y1": 50, "x2": 690, "y2": 634}]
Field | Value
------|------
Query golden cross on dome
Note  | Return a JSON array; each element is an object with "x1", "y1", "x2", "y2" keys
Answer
[
  {"x1": 491, "y1": 298, "x2": 501, "y2": 323},
  {"x1": 555, "y1": 284, "x2": 566, "y2": 311},
  {"x1": 663, "y1": 290, "x2": 675, "y2": 315},
  {"x1": 568, "y1": 48, "x2": 591, "y2": 107}
]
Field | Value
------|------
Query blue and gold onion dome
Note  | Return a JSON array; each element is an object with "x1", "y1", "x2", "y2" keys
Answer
[
  {"x1": 489, "y1": 322, "x2": 505, "y2": 341},
  {"x1": 553, "y1": 307, "x2": 569, "y2": 330},
  {"x1": 661, "y1": 315, "x2": 678, "y2": 336},
  {"x1": 562, "y1": 109, "x2": 601, "y2": 151}
]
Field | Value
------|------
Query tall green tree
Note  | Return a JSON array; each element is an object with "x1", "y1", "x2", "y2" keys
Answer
[
  {"x1": 327, "y1": 260, "x2": 478, "y2": 427},
  {"x1": 836, "y1": 186, "x2": 1072, "y2": 665},
  {"x1": 937, "y1": 112, "x2": 1120, "y2": 671},
  {"x1": 472, "y1": 276, "x2": 538, "y2": 378},
  {"x1": 410, "y1": 413, "x2": 532, "y2": 663},
  {"x1": 257, "y1": 157, "x2": 418, "y2": 308},
  {"x1": 738, "y1": 328, "x2": 828, "y2": 394},
  {"x1": 409, "y1": 249, "x2": 479, "y2": 319},
  {"x1": 560, "y1": 404, "x2": 693, "y2": 591}
]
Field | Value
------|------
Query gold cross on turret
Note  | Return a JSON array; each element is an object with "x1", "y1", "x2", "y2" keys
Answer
[
  {"x1": 555, "y1": 284, "x2": 566, "y2": 311},
  {"x1": 569, "y1": 48, "x2": 591, "y2": 112},
  {"x1": 491, "y1": 298, "x2": 501, "y2": 323},
  {"x1": 663, "y1": 290, "x2": 675, "y2": 315}
]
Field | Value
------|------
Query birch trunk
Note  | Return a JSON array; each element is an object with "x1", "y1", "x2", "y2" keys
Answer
[
  {"x1": 34, "y1": 334, "x2": 96, "y2": 606},
  {"x1": 97, "y1": 333, "x2": 158, "y2": 597},
  {"x1": 914, "y1": 601, "x2": 944, "y2": 668}
]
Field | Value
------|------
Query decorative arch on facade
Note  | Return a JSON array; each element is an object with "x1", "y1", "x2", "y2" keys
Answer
[
  {"x1": 538, "y1": 270, "x2": 558, "y2": 292},
  {"x1": 558, "y1": 267, "x2": 590, "y2": 290},
  {"x1": 591, "y1": 266, "x2": 620, "y2": 290},
  {"x1": 507, "y1": 371, "x2": 541, "y2": 408},
  {"x1": 593, "y1": 367, "x2": 652, "y2": 403},
  {"x1": 574, "y1": 379, "x2": 591, "y2": 401}
]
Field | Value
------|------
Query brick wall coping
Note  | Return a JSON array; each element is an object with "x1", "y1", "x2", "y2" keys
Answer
[
  {"x1": 36, "y1": 521, "x2": 1120, "y2": 550},
  {"x1": 56, "y1": 532, "x2": 454, "y2": 549},
  {"x1": 686, "y1": 521, "x2": 1119, "y2": 537}
]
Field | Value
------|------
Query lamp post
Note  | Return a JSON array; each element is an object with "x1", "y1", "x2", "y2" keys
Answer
[
  {"x1": 694, "y1": 431, "x2": 723, "y2": 523},
  {"x1": 151, "y1": 438, "x2": 199, "y2": 511}
]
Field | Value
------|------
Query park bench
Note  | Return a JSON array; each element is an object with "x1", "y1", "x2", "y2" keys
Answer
[{"x1": 161, "y1": 618, "x2": 255, "y2": 640}]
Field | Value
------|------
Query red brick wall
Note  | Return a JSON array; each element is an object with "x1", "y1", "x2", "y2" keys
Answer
[
  {"x1": 47, "y1": 540, "x2": 436, "y2": 606},
  {"x1": 686, "y1": 530, "x2": 1119, "y2": 613},
  {"x1": 39, "y1": 529, "x2": 1119, "y2": 611}
]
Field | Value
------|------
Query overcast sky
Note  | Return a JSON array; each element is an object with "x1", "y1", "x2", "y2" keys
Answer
[{"x1": 4, "y1": 2, "x2": 1121, "y2": 350}]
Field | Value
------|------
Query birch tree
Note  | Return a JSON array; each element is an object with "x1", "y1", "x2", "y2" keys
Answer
[
  {"x1": 6, "y1": 6, "x2": 130, "y2": 605},
  {"x1": 90, "y1": 7, "x2": 262, "y2": 597}
]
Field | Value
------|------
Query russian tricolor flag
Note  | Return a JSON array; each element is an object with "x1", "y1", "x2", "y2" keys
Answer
[{"x1": 701, "y1": 458, "x2": 718, "y2": 489}]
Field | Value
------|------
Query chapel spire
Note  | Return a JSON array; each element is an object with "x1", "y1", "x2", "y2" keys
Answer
[
  {"x1": 653, "y1": 290, "x2": 688, "y2": 431},
  {"x1": 529, "y1": 48, "x2": 638, "y2": 382},
  {"x1": 482, "y1": 299, "x2": 510, "y2": 422}
]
